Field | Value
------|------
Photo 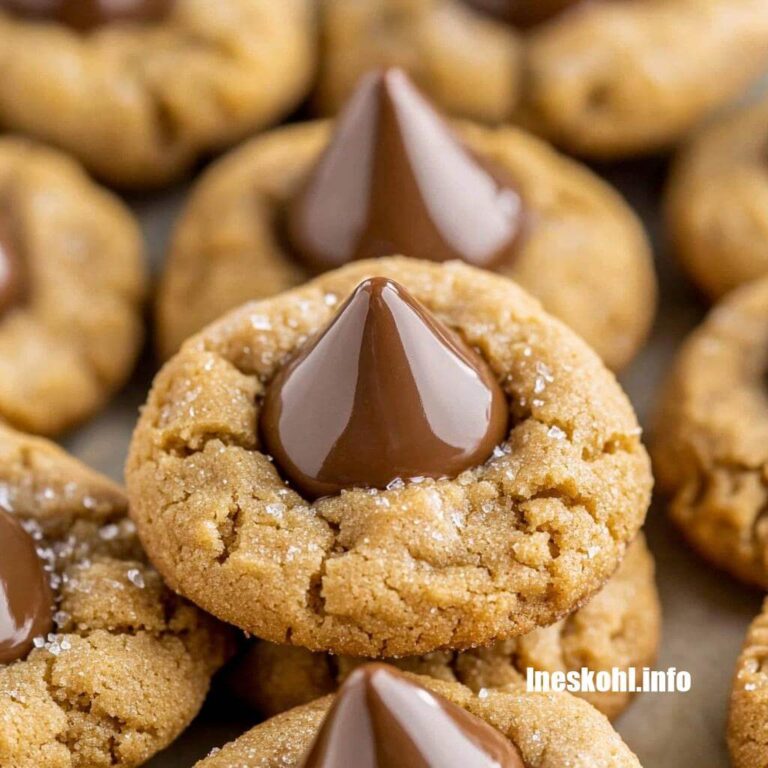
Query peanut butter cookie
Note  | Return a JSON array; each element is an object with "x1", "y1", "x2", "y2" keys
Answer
[
  {"x1": 666, "y1": 94, "x2": 768, "y2": 300},
  {"x1": 157, "y1": 68, "x2": 655, "y2": 369},
  {"x1": 0, "y1": 0, "x2": 316, "y2": 187},
  {"x1": 229, "y1": 534, "x2": 660, "y2": 721},
  {"x1": 729, "y1": 597, "x2": 768, "y2": 768},
  {"x1": 653, "y1": 276, "x2": 768, "y2": 586},
  {"x1": 129, "y1": 257, "x2": 652, "y2": 657},
  {"x1": 196, "y1": 664, "x2": 643, "y2": 768},
  {"x1": 317, "y1": 0, "x2": 768, "y2": 158},
  {"x1": 0, "y1": 137, "x2": 145, "y2": 436},
  {"x1": 0, "y1": 425, "x2": 230, "y2": 768}
]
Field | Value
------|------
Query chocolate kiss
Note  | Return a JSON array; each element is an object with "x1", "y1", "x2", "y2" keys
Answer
[
  {"x1": 0, "y1": 0, "x2": 174, "y2": 30},
  {"x1": 299, "y1": 664, "x2": 526, "y2": 768},
  {"x1": 0, "y1": 508, "x2": 54, "y2": 665},
  {"x1": 461, "y1": 0, "x2": 584, "y2": 27},
  {"x1": 0, "y1": 219, "x2": 26, "y2": 317},
  {"x1": 286, "y1": 68, "x2": 524, "y2": 273},
  {"x1": 259, "y1": 277, "x2": 509, "y2": 499}
]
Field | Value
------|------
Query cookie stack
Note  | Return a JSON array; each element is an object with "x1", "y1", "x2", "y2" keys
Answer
[{"x1": 5, "y1": 1, "x2": 768, "y2": 766}]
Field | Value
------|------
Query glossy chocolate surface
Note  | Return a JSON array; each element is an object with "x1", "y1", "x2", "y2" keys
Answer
[
  {"x1": 0, "y1": 219, "x2": 26, "y2": 317},
  {"x1": 260, "y1": 277, "x2": 509, "y2": 499},
  {"x1": 299, "y1": 663, "x2": 526, "y2": 768},
  {"x1": 0, "y1": 508, "x2": 54, "y2": 665},
  {"x1": 287, "y1": 68, "x2": 523, "y2": 273},
  {"x1": 461, "y1": 0, "x2": 584, "y2": 27},
  {"x1": 1, "y1": 0, "x2": 173, "y2": 30}
]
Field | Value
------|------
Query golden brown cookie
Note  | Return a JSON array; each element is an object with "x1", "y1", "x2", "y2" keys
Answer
[
  {"x1": 666, "y1": 94, "x2": 768, "y2": 300},
  {"x1": 0, "y1": 137, "x2": 145, "y2": 436},
  {"x1": 0, "y1": 425, "x2": 230, "y2": 768},
  {"x1": 729, "y1": 597, "x2": 768, "y2": 768},
  {"x1": 316, "y1": 0, "x2": 768, "y2": 158},
  {"x1": 653, "y1": 276, "x2": 768, "y2": 587},
  {"x1": 196, "y1": 666, "x2": 643, "y2": 768},
  {"x1": 229, "y1": 534, "x2": 660, "y2": 721},
  {"x1": 129, "y1": 257, "x2": 652, "y2": 657},
  {"x1": 0, "y1": 0, "x2": 316, "y2": 188},
  {"x1": 157, "y1": 70, "x2": 655, "y2": 369}
]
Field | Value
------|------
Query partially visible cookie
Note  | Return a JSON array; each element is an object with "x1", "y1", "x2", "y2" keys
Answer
[
  {"x1": 653, "y1": 276, "x2": 768, "y2": 586},
  {"x1": 157, "y1": 68, "x2": 655, "y2": 368},
  {"x1": 0, "y1": 0, "x2": 316, "y2": 187},
  {"x1": 0, "y1": 425, "x2": 230, "y2": 768},
  {"x1": 230, "y1": 534, "x2": 659, "y2": 721},
  {"x1": 666, "y1": 94, "x2": 768, "y2": 300},
  {"x1": 0, "y1": 137, "x2": 146, "y2": 435},
  {"x1": 197, "y1": 665, "x2": 643, "y2": 768},
  {"x1": 729, "y1": 597, "x2": 768, "y2": 768}
]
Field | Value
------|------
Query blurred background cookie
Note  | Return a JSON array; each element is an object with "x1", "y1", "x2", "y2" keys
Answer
[
  {"x1": 0, "y1": 0, "x2": 317, "y2": 187},
  {"x1": 666, "y1": 94, "x2": 768, "y2": 300},
  {"x1": 0, "y1": 137, "x2": 145, "y2": 436},
  {"x1": 157, "y1": 68, "x2": 656, "y2": 368}
]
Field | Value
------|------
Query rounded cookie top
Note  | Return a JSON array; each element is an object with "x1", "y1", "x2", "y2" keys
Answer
[
  {"x1": 729, "y1": 597, "x2": 768, "y2": 768},
  {"x1": 653, "y1": 276, "x2": 768, "y2": 586},
  {"x1": 196, "y1": 667, "x2": 643, "y2": 768},
  {"x1": 130, "y1": 257, "x2": 652, "y2": 657},
  {"x1": 0, "y1": 137, "x2": 146, "y2": 436},
  {"x1": 0, "y1": 425, "x2": 230, "y2": 768},
  {"x1": 666, "y1": 93, "x2": 768, "y2": 300},
  {"x1": 0, "y1": 0, "x2": 316, "y2": 187},
  {"x1": 157, "y1": 105, "x2": 654, "y2": 369},
  {"x1": 229, "y1": 533, "x2": 660, "y2": 721}
]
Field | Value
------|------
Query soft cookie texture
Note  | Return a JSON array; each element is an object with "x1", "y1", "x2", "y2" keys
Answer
[
  {"x1": 195, "y1": 673, "x2": 642, "y2": 768},
  {"x1": 130, "y1": 257, "x2": 652, "y2": 657},
  {"x1": 0, "y1": 0, "x2": 316, "y2": 188},
  {"x1": 316, "y1": 0, "x2": 768, "y2": 158},
  {"x1": 229, "y1": 534, "x2": 660, "y2": 720},
  {"x1": 0, "y1": 425, "x2": 230, "y2": 768},
  {"x1": 729, "y1": 597, "x2": 768, "y2": 768},
  {"x1": 157, "y1": 120, "x2": 655, "y2": 369},
  {"x1": 653, "y1": 276, "x2": 768, "y2": 586},
  {"x1": 666, "y1": 94, "x2": 768, "y2": 300},
  {"x1": 0, "y1": 137, "x2": 145, "y2": 436}
]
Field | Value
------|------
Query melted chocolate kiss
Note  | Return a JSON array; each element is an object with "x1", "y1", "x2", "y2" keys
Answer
[
  {"x1": 260, "y1": 277, "x2": 509, "y2": 499},
  {"x1": 0, "y1": 0, "x2": 174, "y2": 31},
  {"x1": 299, "y1": 664, "x2": 526, "y2": 768},
  {"x1": 287, "y1": 68, "x2": 524, "y2": 273},
  {"x1": 0, "y1": 219, "x2": 26, "y2": 317},
  {"x1": 0, "y1": 508, "x2": 54, "y2": 665},
  {"x1": 461, "y1": 0, "x2": 584, "y2": 27}
]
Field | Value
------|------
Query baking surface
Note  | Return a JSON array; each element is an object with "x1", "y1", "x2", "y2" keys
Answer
[{"x1": 59, "y1": 158, "x2": 761, "y2": 767}]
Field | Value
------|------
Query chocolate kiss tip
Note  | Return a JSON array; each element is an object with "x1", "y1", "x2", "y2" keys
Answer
[
  {"x1": 0, "y1": 508, "x2": 54, "y2": 665},
  {"x1": 259, "y1": 277, "x2": 509, "y2": 499},
  {"x1": 286, "y1": 65, "x2": 524, "y2": 273},
  {"x1": 299, "y1": 663, "x2": 526, "y2": 768},
  {"x1": 0, "y1": 221, "x2": 25, "y2": 318}
]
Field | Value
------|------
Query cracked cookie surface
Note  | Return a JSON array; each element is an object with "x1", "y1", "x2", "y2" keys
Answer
[
  {"x1": 653, "y1": 276, "x2": 768, "y2": 586},
  {"x1": 131, "y1": 257, "x2": 652, "y2": 657},
  {"x1": 195, "y1": 672, "x2": 642, "y2": 768},
  {"x1": 0, "y1": 0, "x2": 316, "y2": 188},
  {"x1": 0, "y1": 137, "x2": 145, "y2": 436},
  {"x1": 229, "y1": 534, "x2": 660, "y2": 720},
  {"x1": 157, "y1": 120, "x2": 655, "y2": 369},
  {"x1": 666, "y1": 94, "x2": 768, "y2": 300},
  {"x1": 729, "y1": 597, "x2": 768, "y2": 768},
  {"x1": 317, "y1": 0, "x2": 768, "y2": 158},
  {"x1": 0, "y1": 425, "x2": 230, "y2": 768}
]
